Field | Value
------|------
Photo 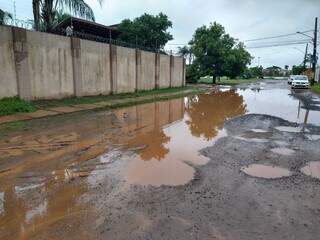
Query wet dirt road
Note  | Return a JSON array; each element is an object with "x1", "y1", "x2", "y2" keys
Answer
[{"x1": 0, "y1": 79, "x2": 320, "y2": 240}]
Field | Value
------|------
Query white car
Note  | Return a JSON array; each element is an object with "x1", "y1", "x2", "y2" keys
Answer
[
  {"x1": 288, "y1": 75, "x2": 296, "y2": 84},
  {"x1": 291, "y1": 75, "x2": 310, "y2": 89}
]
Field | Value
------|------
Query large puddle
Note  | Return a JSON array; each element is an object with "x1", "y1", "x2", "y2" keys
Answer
[
  {"x1": 0, "y1": 80, "x2": 320, "y2": 239},
  {"x1": 123, "y1": 92, "x2": 243, "y2": 186},
  {"x1": 301, "y1": 161, "x2": 320, "y2": 179},
  {"x1": 241, "y1": 164, "x2": 292, "y2": 179}
]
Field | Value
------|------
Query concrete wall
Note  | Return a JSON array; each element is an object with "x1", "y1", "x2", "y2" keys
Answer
[
  {"x1": 27, "y1": 31, "x2": 74, "y2": 99},
  {"x1": 171, "y1": 57, "x2": 184, "y2": 87},
  {"x1": 159, "y1": 55, "x2": 171, "y2": 89},
  {"x1": 80, "y1": 39, "x2": 111, "y2": 96},
  {"x1": 137, "y1": 50, "x2": 156, "y2": 91},
  {"x1": 0, "y1": 25, "x2": 18, "y2": 98},
  {"x1": 0, "y1": 26, "x2": 185, "y2": 100},
  {"x1": 115, "y1": 46, "x2": 136, "y2": 93}
]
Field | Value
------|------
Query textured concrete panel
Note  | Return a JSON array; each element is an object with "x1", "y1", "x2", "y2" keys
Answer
[
  {"x1": 0, "y1": 25, "x2": 17, "y2": 98},
  {"x1": 137, "y1": 51, "x2": 156, "y2": 91},
  {"x1": 159, "y1": 55, "x2": 171, "y2": 89},
  {"x1": 171, "y1": 57, "x2": 184, "y2": 87},
  {"x1": 156, "y1": 101, "x2": 170, "y2": 128},
  {"x1": 27, "y1": 31, "x2": 74, "y2": 99},
  {"x1": 137, "y1": 102, "x2": 156, "y2": 133},
  {"x1": 170, "y1": 98, "x2": 184, "y2": 123},
  {"x1": 80, "y1": 39, "x2": 111, "y2": 96},
  {"x1": 116, "y1": 46, "x2": 136, "y2": 93}
]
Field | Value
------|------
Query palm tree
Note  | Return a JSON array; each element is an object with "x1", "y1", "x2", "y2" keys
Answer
[
  {"x1": 0, "y1": 9, "x2": 13, "y2": 25},
  {"x1": 38, "y1": 10, "x2": 71, "y2": 31},
  {"x1": 33, "y1": 0, "x2": 104, "y2": 32},
  {"x1": 32, "y1": 0, "x2": 41, "y2": 30}
]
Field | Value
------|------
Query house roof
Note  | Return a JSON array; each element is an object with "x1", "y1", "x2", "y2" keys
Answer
[{"x1": 54, "y1": 16, "x2": 121, "y2": 40}]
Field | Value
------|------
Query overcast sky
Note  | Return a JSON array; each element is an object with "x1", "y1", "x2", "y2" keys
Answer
[{"x1": 1, "y1": 0, "x2": 319, "y2": 68}]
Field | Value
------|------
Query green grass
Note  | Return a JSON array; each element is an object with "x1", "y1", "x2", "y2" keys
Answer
[
  {"x1": 0, "y1": 97, "x2": 36, "y2": 116},
  {"x1": 33, "y1": 86, "x2": 195, "y2": 108},
  {"x1": 0, "y1": 87, "x2": 204, "y2": 117},
  {"x1": 311, "y1": 84, "x2": 320, "y2": 94},
  {"x1": 198, "y1": 76, "x2": 259, "y2": 85}
]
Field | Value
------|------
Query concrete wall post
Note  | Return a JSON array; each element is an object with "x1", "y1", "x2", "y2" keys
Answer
[
  {"x1": 155, "y1": 52, "x2": 160, "y2": 89},
  {"x1": 169, "y1": 55, "x2": 174, "y2": 88},
  {"x1": 110, "y1": 44, "x2": 117, "y2": 94},
  {"x1": 135, "y1": 49, "x2": 141, "y2": 92},
  {"x1": 71, "y1": 37, "x2": 82, "y2": 97},
  {"x1": 182, "y1": 58, "x2": 186, "y2": 86},
  {"x1": 12, "y1": 27, "x2": 32, "y2": 100}
]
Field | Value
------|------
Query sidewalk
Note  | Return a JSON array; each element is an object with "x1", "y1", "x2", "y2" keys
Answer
[{"x1": 0, "y1": 88, "x2": 206, "y2": 125}]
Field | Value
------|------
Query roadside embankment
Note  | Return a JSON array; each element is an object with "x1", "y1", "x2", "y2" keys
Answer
[
  {"x1": 198, "y1": 76, "x2": 259, "y2": 85},
  {"x1": 0, "y1": 86, "x2": 209, "y2": 125},
  {"x1": 311, "y1": 83, "x2": 320, "y2": 94}
]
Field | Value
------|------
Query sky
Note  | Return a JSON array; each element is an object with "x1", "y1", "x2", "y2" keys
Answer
[{"x1": 1, "y1": 0, "x2": 319, "y2": 68}]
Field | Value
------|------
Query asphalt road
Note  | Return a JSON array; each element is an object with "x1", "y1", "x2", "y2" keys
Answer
[{"x1": 1, "y1": 79, "x2": 320, "y2": 240}]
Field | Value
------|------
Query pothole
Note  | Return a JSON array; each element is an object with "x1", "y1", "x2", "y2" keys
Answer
[
  {"x1": 234, "y1": 136, "x2": 269, "y2": 143},
  {"x1": 250, "y1": 129, "x2": 267, "y2": 133},
  {"x1": 305, "y1": 135, "x2": 320, "y2": 141},
  {"x1": 274, "y1": 141, "x2": 288, "y2": 146},
  {"x1": 241, "y1": 164, "x2": 292, "y2": 179},
  {"x1": 270, "y1": 147, "x2": 295, "y2": 156},
  {"x1": 301, "y1": 161, "x2": 320, "y2": 179},
  {"x1": 275, "y1": 126, "x2": 308, "y2": 133}
]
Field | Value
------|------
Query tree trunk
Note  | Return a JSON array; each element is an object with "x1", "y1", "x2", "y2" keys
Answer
[
  {"x1": 32, "y1": 0, "x2": 40, "y2": 31},
  {"x1": 212, "y1": 74, "x2": 216, "y2": 84}
]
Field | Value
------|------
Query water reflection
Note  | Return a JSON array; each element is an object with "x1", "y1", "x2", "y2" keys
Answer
[
  {"x1": 186, "y1": 90, "x2": 246, "y2": 140},
  {"x1": 290, "y1": 90, "x2": 320, "y2": 131},
  {"x1": 124, "y1": 90, "x2": 246, "y2": 186},
  {"x1": 127, "y1": 129, "x2": 170, "y2": 161},
  {"x1": 239, "y1": 86, "x2": 320, "y2": 125},
  {"x1": 0, "y1": 177, "x2": 91, "y2": 240}
]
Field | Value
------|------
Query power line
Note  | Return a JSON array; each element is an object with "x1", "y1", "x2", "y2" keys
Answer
[
  {"x1": 243, "y1": 30, "x2": 313, "y2": 42},
  {"x1": 246, "y1": 41, "x2": 310, "y2": 49}
]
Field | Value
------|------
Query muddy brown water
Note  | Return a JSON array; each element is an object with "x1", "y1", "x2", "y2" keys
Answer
[
  {"x1": 0, "y1": 80, "x2": 320, "y2": 239},
  {"x1": 241, "y1": 164, "x2": 292, "y2": 179},
  {"x1": 301, "y1": 161, "x2": 320, "y2": 179}
]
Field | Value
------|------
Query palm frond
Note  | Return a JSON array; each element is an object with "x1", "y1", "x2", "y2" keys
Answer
[{"x1": 56, "y1": 0, "x2": 102, "y2": 21}]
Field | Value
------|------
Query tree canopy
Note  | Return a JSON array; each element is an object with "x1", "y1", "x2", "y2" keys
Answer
[
  {"x1": 188, "y1": 22, "x2": 252, "y2": 83},
  {"x1": 117, "y1": 13, "x2": 173, "y2": 50},
  {"x1": 0, "y1": 9, "x2": 12, "y2": 25},
  {"x1": 292, "y1": 65, "x2": 305, "y2": 75},
  {"x1": 32, "y1": 0, "x2": 103, "y2": 32}
]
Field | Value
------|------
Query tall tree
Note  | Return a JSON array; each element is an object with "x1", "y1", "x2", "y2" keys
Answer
[
  {"x1": 32, "y1": 0, "x2": 103, "y2": 32},
  {"x1": 0, "y1": 9, "x2": 12, "y2": 25},
  {"x1": 117, "y1": 13, "x2": 173, "y2": 50},
  {"x1": 32, "y1": 0, "x2": 41, "y2": 31},
  {"x1": 189, "y1": 22, "x2": 252, "y2": 83}
]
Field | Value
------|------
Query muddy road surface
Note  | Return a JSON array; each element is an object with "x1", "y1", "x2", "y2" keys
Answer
[{"x1": 0, "y1": 79, "x2": 320, "y2": 240}]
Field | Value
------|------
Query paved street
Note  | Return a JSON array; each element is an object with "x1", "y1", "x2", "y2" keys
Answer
[{"x1": 1, "y1": 79, "x2": 320, "y2": 240}]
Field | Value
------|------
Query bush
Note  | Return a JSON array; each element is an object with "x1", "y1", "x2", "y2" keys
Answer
[
  {"x1": 0, "y1": 97, "x2": 35, "y2": 116},
  {"x1": 311, "y1": 84, "x2": 320, "y2": 94}
]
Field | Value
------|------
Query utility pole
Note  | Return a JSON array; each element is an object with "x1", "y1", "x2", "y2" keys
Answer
[
  {"x1": 303, "y1": 43, "x2": 308, "y2": 71},
  {"x1": 13, "y1": 0, "x2": 17, "y2": 26},
  {"x1": 312, "y1": 17, "x2": 318, "y2": 85}
]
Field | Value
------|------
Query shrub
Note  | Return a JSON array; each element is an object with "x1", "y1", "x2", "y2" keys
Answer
[{"x1": 0, "y1": 97, "x2": 36, "y2": 116}]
